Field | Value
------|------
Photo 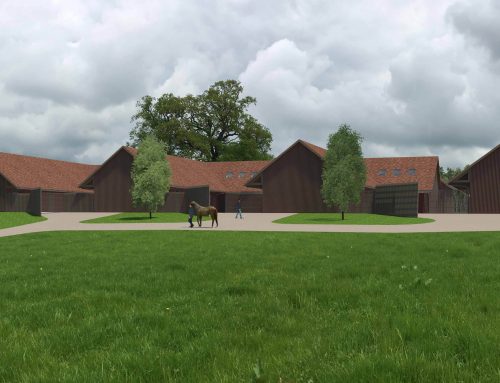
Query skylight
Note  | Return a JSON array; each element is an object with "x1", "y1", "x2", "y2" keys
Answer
[
  {"x1": 392, "y1": 169, "x2": 401, "y2": 176},
  {"x1": 378, "y1": 169, "x2": 387, "y2": 176},
  {"x1": 239, "y1": 171, "x2": 246, "y2": 178},
  {"x1": 407, "y1": 168, "x2": 417, "y2": 176},
  {"x1": 225, "y1": 171, "x2": 234, "y2": 179}
]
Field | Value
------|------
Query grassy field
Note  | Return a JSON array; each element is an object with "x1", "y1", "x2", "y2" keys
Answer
[
  {"x1": 0, "y1": 212, "x2": 46, "y2": 229},
  {"x1": 82, "y1": 212, "x2": 209, "y2": 224},
  {"x1": 274, "y1": 213, "x2": 434, "y2": 225},
  {"x1": 0, "y1": 231, "x2": 499, "y2": 382}
]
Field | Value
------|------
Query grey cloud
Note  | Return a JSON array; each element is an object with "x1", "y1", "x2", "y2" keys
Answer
[
  {"x1": 448, "y1": 0, "x2": 500, "y2": 60},
  {"x1": 1, "y1": 0, "x2": 499, "y2": 170}
]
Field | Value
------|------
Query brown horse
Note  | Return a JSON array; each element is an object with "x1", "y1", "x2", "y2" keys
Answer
[{"x1": 190, "y1": 201, "x2": 218, "y2": 228}]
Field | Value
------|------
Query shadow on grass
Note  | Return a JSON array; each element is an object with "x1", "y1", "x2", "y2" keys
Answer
[
  {"x1": 306, "y1": 217, "x2": 344, "y2": 223},
  {"x1": 116, "y1": 216, "x2": 157, "y2": 221}
]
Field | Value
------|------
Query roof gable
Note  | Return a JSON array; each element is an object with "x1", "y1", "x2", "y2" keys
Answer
[
  {"x1": 246, "y1": 139, "x2": 439, "y2": 191},
  {"x1": 83, "y1": 146, "x2": 270, "y2": 194},
  {"x1": 449, "y1": 144, "x2": 500, "y2": 185},
  {"x1": 0, "y1": 152, "x2": 98, "y2": 193}
]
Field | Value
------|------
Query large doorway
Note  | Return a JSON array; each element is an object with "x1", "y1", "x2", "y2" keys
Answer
[
  {"x1": 418, "y1": 193, "x2": 429, "y2": 213},
  {"x1": 216, "y1": 193, "x2": 226, "y2": 212}
]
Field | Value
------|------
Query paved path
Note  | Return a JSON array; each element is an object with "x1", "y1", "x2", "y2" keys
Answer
[{"x1": 1, "y1": 212, "x2": 500, "y2": 238}]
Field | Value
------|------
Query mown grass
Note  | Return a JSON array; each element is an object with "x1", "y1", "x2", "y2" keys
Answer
[
  {"x1": 274, "y1": 213, "x2": 434, "y2": 225},
  {"x1": 0, "y1": 231, "x2": 499, "y2": 382},
  {"x1": 0, "y1": 212, "x2": 46, "y2": 229},
  {"x1": 82, "y1": 212, "x2": 209, "y2": 224}
]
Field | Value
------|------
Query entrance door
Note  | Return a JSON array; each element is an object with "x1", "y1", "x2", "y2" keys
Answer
[
  {"x1": 418, "y1": 193, "x2": 428, "y2": 213},
  {"x1": 216, "y1": 193, "x2": 226, "y2": 212}
]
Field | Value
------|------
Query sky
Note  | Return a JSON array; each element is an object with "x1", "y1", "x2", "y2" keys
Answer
[{"x1": 0, "y1": 0, "x2": 499, "y2": 168}]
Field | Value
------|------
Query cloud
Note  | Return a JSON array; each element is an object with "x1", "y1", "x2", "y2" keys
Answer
[{"x1": 0, "y1": 0, "x2": 499, "y2": 169}]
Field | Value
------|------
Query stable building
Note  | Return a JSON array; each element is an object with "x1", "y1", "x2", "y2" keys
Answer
[
  {"x1": 1, "y1": 139, "x2": 474, "y2": 215},
  {"x1": 0, "y1": 152, "x2": 97, "y2": 214},
  {"x1": 246, "y1": 140, "x2": 455, "y2": 214},
  {"x1": 449, "y1": 144, "x2": 500, "y2": 213},
  {"x1": 79, "y1": 146, "x2": 268, "y2": 213}
]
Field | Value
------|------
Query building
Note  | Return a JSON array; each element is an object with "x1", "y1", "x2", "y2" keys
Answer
[
  {"x1": 449, "y1": 144, "x2": 500, "y2": 213},
  {"x1": 0, "y1": 152, "x2": 97, "y2": 213},
  {"x1": 1, "y1": 139, "x2": 470, "y2": 214},
  {"x1": 80, "y1": 146, "x2": 268, "y2": 213},
  {"x1": 246, "y1": 140, "x2": 449, "y2": 213}
]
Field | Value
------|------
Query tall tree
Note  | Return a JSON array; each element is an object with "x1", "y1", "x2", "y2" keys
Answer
[
  {"x1": 131, "y1": 136, "x2": 171, "y2": 219},
  {"x1": 439, "y1": 166, "x2": 464, "y2": 182},
  {"x1": 130, "y1": 80, "x2": 273, "y2": 162},
  {"x1": 321, "y1": 124, "x2": 367, "y2": 220}
]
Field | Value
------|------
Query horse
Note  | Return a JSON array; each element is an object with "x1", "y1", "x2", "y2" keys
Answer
[{"x1": 190, "y1": 201, "x2": 218, "y2": 228}]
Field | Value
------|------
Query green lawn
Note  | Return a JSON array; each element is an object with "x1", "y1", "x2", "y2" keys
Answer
[
  {"x1": 0, "y1": 231, "x2": 498, "y2": 382},
  {"x1": 274, "y1": 213, "x2": 434, "y2": 225},
  {"x1": 82, "y1": 212, "x2": 209, "y2": 224},
  {"x1": 0, "y1": 212, "x2": 46, "y2": 229}
]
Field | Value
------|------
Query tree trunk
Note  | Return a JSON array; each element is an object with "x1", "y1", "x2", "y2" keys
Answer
[
  {"x1": 341, "y1": 211, "x2": 344, "y2": 220},
  {"x1": 149, "y1": 211, "x2": 152, "y2": 219}
]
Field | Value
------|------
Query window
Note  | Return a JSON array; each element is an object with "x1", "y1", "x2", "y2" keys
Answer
[
  {"x1": 239, "y1": 171, "x2": 246, "y2": 178},
  {"x1": 378, "y1": 169, "x2": 387, "y2": 176},
  {"x1": 392, "y1": 168, "x2": 401, "y2": 176},
  {"x1": 407, "y1": 168, "x2": 417, "y2": 176},
  {"x1": 225, "y1": 171, "x2": 234, "y2": 179},
  {"x1": 251, "y1": 172, "x2": 257, "y2": 177}
]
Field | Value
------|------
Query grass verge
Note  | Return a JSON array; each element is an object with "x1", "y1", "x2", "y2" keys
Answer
[
  {"x1": 0, "y1": 212, "x2": 46, "y2": 229},
  {"x1": 81, "y1": 212, "x2": 209, "y2": 224},
  {"x1": 274, "y1": 213, "x2": 434, "y2": 225},
  {"x1": 0, "y1": 231, "x2": 498, "y2": 382}
]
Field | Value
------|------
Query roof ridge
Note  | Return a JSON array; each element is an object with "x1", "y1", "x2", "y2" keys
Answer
[{"x1": 0, "y1": 151, "x2": 98, "y2": 166}]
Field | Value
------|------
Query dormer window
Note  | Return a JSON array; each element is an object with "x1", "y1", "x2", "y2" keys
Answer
[
  {"x1": 392, "y1": 169, "x2": 401, "y2": 176},
  {"x1": 225, "y1": 171, "x2": 234, "y2": 179},
  {"x1": 407, "y1": 168, "x2": 417, "y2": 176},
  {"x1": 378, "y1": 169, "x2": 387, "y2": 176}
]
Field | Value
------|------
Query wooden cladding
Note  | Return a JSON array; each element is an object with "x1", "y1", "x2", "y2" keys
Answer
[{"x1": 469, "y1": 146, "x2": 500, "y2": 213}]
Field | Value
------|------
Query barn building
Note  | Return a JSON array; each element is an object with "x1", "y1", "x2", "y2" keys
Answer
[
  {"x1": 246, "y1": 140, "x2": 451, "y2": 214},
  {"x1": 79, "y1": 146, "x2": 268, "y2": 213},
  {"x1": 1, "y1": 139, "x2": 475, "y2": 215},
  {"x1": 0, "y1": 152, "x2": 97, "y2": 214},
  {"x1": 449, "y1": 144, "x2": 500, "y2": 213}
]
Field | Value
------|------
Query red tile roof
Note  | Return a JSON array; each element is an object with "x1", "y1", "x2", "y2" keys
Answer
[
  {"x1": 247, "y1": 140, "x2": 439, "y2": 192},
  {"x1": 122, "y1": 147, "x2": 268, "y2": 193},
  {"x1": 364, "y1": 156, "x2": 438, "y2": 191},
  {"x1": 0, "y1": 152, "x2": 99, "y2": 193}
]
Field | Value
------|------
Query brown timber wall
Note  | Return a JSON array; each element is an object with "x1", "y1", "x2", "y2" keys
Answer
[
  {"x1": 260, "y1": 142, "x2": 372, "y2": 213},
  {"x1": 469, "y1": 146, "x2": 500, "y2": 213},
  {"x1": 225, "y1": 193, "x2": 263, "y2": 213},
  {"x1": 93, "y1": 149, "x2": 135, "y2": 212},
  {"x1": 93, "y1": 150, "x2": 190, "y2": 212},
  {"x1": 42, "y1": 191, "x2": 94, "y2": 212}
]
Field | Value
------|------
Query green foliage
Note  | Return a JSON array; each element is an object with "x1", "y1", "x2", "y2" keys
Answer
[
  {"x1": 131, "y1": 136, "x2": 171, "y2": 217},
  {"x1": 321, "y1": 124, "x2": 367, "y2": 218},
  {"x1": 439, "y1": 166, "x2": 464, "y2": 182},
  {"x1": 0, "y1": 231, "x2": 499, "y2": 381},
  {"x1": 130, "y1": 80, "x2": 273, "y2": 162},
  {"x1": 0, "y1": 212, "x2": 46, "y2": 229}
]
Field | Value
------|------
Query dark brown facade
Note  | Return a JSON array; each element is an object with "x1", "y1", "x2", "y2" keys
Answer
[
  {"x1": 249, "y1": 142, "x2": 373, "y2": 213},
  {"x1": 86, "y1": 149, "x2": 191, "y2": 212},
  {"x1": 450, "y1": 145, "x2": 500, "y2": 213}
]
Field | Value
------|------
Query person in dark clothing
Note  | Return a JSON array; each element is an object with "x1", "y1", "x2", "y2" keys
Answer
[
  {"x1": 188, "y1": 205, "x2": 195, "y2": 228},
  {"x1": 235, "y1": 199, "x2": 243, "y2": 219}
]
